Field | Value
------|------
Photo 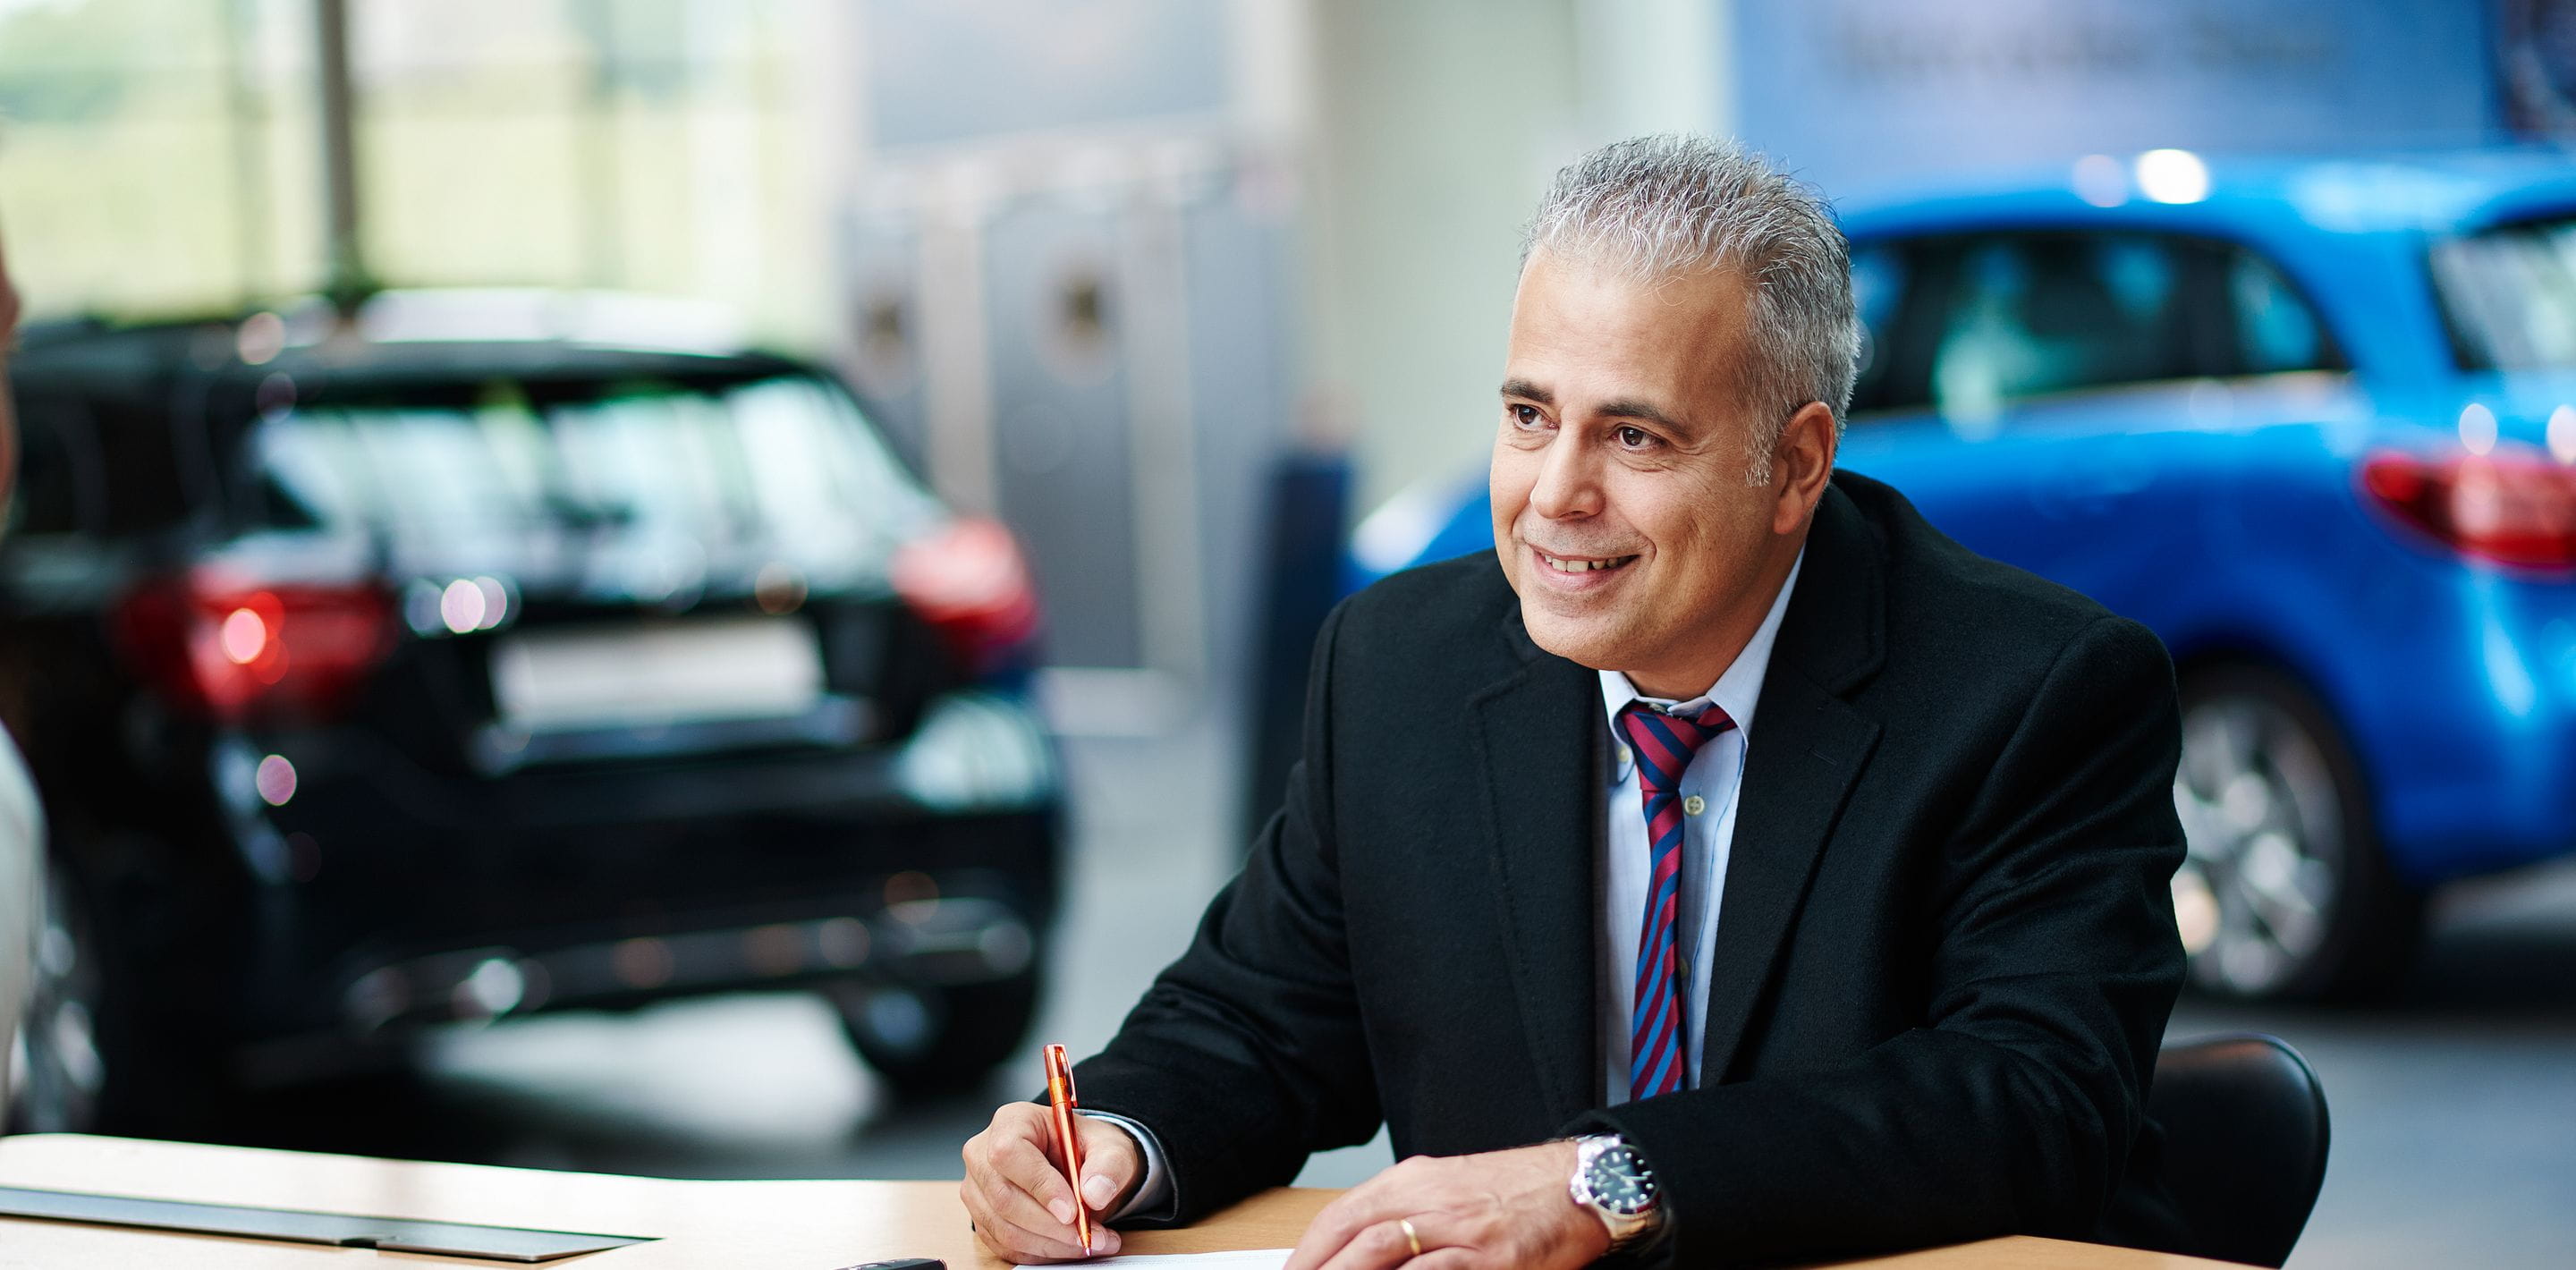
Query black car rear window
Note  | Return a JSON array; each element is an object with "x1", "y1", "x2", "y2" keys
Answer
[{"x1": 242, "y1": 372, "x2": 936, "y2": 558}]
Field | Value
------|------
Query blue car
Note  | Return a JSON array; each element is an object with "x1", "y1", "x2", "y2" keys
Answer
[{"x1": 1345, "y1": 149, "x2": 2576, "y2": 1003}]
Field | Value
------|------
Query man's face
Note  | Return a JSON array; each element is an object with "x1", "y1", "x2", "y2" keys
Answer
[{"x1": 1490, "y1": 250, "x2": 1817, "y2": 698}]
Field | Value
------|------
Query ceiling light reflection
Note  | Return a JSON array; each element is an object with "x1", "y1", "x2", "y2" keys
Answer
[
  {"x1": 2459, "y1": 402, "x2": 2499, "y2": 455},
  {"x1": 2072, "y1": 154, "x2": 2127, "y2": 207},
  {"x1": 2136, "y1": 148, "x2": 2210, "y2": 205}
]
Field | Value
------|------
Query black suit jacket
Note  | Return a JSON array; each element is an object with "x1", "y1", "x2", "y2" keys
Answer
[{"x1": 1074, "y1": 472, "x2": 2190, "y2": 1264}]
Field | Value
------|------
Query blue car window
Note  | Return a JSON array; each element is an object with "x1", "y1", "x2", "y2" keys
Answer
[
  {"x1": 2098, "y1": 239, "x2": 2176, "y2": 326},
  {"x1": 1920, "y1": 231, "x2": 2259, "y2": 426},
  {"x1": 1850, "y1": 244, "x2": 1907, "y2": 387},
  {"x1": 2430, "y1": 215, "x2": 2576, "y2": 370},
  {"x1": 1846, "y1": 241, "x2": 1933, "y2": 417},
  {"x1": 2229, "y1": 249, "x2": 2336, "y2": 375},
  {"x1": 1934, "y1": 236, "x2": 2169, "y2": 419}
]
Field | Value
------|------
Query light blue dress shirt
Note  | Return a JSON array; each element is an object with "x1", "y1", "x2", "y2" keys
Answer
[{"x1": 1595, "y1": 550, "x2": 1801, "y2": 1103}]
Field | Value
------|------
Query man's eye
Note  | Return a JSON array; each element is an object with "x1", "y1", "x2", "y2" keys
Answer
[
  {"x1": 1509, "y1": 403, "x2": 1548, "y2": 429},
  {"x1": 1615, "y1": 425, "x2": 1653, "y2": 448}
]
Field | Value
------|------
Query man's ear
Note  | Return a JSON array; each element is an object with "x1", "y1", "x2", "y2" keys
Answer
[{"x1": 1769, "y1": 401, "x2": 1839, "y2": 535}]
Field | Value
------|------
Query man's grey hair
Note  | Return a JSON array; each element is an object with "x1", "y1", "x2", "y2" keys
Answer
[{"x1": 1522, "y1": 135, "x2": 1860, "y2": 485}]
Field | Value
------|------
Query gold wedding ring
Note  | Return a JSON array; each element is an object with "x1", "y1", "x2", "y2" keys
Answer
[{"x1": 1398, "y1": 1216, "x2": 1424, "y2": 1258}]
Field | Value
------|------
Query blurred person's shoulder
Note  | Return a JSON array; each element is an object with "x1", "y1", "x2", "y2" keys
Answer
[
  {"x1": 0, "y1": 725, "x2": 38, "y2": 891},
  {"x1": 0, "y1": 724, "x2": 38, "y2": 861},
  {"x1": 0, "y1": 723, "x2": 43, "y2": 1098}
]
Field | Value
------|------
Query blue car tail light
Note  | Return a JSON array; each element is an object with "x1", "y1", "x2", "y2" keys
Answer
[{"x1": 2360, "y1": 447, "x2": 2576, "y2": 574}]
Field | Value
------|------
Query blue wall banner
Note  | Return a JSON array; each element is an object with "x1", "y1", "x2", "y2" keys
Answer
[{"x1": 1732, "y1": 0, "x2": 2500, "y2": 199}]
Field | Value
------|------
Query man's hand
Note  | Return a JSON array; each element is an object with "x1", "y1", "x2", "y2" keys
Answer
[
  {"x1": 960, "y1": 1102, "x2": 1142, "y2": 1263},
  {"x1": 1283, "y1": 1141, "x2": 1612, "y2": 1270}
]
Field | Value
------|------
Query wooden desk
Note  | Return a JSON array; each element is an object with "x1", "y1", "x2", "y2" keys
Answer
[{"x1": 0, "y1": 1134, "x2": 2237, "y2": 1268}]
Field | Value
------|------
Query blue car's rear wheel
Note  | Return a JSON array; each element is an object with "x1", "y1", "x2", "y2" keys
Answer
[{"x1": 2171, "y1": 665, "x2": 2423, "y2": 1002}]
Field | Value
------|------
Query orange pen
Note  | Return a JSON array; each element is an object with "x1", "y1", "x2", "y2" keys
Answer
[{"x1": 1042, "y1": 1043, "x2": 1093, "y2": 1256}]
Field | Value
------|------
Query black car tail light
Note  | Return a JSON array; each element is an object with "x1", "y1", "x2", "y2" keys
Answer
[
  {"x1": 113, "y1": 575, "x2": 397, "y2": 724},
  {"x1": 888, "y1": 517, "x2": 1041, "y2": 674}
]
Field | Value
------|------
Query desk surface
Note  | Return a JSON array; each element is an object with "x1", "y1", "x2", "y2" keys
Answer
[{"x1": 0, "y1": 1134, "x2": 2239, "y2": 1268}]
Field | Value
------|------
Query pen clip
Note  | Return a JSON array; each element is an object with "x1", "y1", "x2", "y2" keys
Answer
[{"x1": 1044, "y1": 1043, "x2": 1076, "y2": 1105}]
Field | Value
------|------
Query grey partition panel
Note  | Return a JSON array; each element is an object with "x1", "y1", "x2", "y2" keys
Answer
[
  {"x1": 843, "y1": 219, "x2": 932, "y2": 476},
  {"x1": 1181, "y1": 182, "x2": 1296, "y2": 696},
  {"x1": 982, "y1": 200, "x2": 1144, "y2": 671}
]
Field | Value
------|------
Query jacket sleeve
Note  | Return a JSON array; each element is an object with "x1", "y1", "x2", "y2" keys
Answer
[
  {"x1": 1066, "y1": 600, "x2": 1383, "y2": 1226},
  {"x1": 1571, "y1": 615, "x2": 2189, "y2": 1266}
]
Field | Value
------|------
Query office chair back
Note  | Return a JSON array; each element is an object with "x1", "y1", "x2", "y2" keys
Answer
[{"x1": 2148, "y1": 1032, "x2": 2330, "y2": 1268}]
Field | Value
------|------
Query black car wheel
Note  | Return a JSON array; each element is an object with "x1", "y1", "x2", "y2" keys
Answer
[
  {"x1": 829, "y1": 969, "x2": 1040, "y2": 1098},
  {"x1": 2170, "y1": 665, "x2": 2424, "y2": 1001},
  {"x1": 6, "y1": 860, "x2": 108, "y2": 1133}
]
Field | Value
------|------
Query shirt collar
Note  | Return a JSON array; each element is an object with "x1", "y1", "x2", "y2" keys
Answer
[{"x1": 1597, "y1": 546, "x2": 1806, "y2": 739}]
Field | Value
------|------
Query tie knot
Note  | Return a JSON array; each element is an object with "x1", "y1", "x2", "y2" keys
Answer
[{"x1": 1616, "y1": 700, "x2": 1735, "y2": 792}]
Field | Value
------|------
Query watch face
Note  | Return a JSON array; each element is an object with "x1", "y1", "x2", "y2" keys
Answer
[{"x1": 1586, "y1": 1145, "x2": 1658, "y2": 1215}]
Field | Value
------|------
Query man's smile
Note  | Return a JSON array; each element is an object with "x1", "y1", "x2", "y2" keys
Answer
[{"x1": 1530, "y1": 546, "x2": 1642, "y2": 588}]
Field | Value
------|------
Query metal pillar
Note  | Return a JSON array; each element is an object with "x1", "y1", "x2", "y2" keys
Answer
[{"x1": 315, "y1": 0, "x2": 370, "y2": 310}]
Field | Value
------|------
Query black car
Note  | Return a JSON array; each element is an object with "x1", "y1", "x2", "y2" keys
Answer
[{"x1": 0, "y1": 292, "x2": 1063, "y2": 1132}]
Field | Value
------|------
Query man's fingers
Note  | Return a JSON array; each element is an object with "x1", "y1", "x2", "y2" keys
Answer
[
  {"x1": 967, "y1": 1208, "x2": 1089, "y2": 1264},
  {"x1": 1280, "y1": 1204, "x2": 1354, "y2": 1270},
  {"x1": 960, "y1": 1177, "x2": 1053, "y2": 1263},
  {"x1": 1074, "y1": 1116, "x2": 1144, "y2": 1212},
  {"x1": 962, "y1": 1168, "x2": 1114, "y2": 1263},
  {"x1": 1407, "y1": 1251, "x2": 1477, "y2": 1269},
  {"x1": 980, "y1": 1166, "x2": 1079, "y2": 1242},
  {"x1": 961, "y1": 1104, "x2": 1125, "y2": 1261},
  {"x1": 970, "y1": 1104, "x2": 1082, "y2": 1221},
  {"x1": 1309, "y1": 1216, "x2": 1431, "y2": 1270},
  {"x1": 992, "y1": 1133, "x2": 1086, "y2": 1226},
  {"x1": 1284, "y1": 1185, "x2": 1405, "y2": 1270}
]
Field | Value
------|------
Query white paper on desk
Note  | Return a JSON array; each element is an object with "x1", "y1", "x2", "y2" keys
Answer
[{"x1": 1013, "y1": 1251, "x2": 1291, "y2": 1269}]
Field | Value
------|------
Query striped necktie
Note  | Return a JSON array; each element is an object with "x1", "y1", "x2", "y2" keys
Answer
[{"x1": 1614, "y1": 699, "x2": 1735, "y2": 1100}]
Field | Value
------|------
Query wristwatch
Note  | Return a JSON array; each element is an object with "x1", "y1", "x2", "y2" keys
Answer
[{"x1": 1568, "y1": 1133, "x2": 1665, "y2": 1249}]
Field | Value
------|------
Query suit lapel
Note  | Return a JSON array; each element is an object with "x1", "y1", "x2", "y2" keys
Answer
[
  {"x1": 1466, "y1": 626, "x2": 1600, "y2": 1128},
  {"x1": 1698, "y1": 481, "x2": 1889, "y2": 1082},
  {"x1": 1698, "y1": 672, "x2": 1879, "y2": 1080}
]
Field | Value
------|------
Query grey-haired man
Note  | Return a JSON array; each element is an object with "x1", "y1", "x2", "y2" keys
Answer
[{"x1": 962, "y1": 136, "x2": 2189, "y2": 1268}]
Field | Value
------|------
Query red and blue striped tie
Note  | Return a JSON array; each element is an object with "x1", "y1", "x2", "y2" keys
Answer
[{"x1": 1614, "y1": 699, "x2": 1735, "y2": 1101}]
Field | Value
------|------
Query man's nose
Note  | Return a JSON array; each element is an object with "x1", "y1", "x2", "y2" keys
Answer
[{"x1": 1527, "y1": 430, "x2": 1602, "y2": 521}]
